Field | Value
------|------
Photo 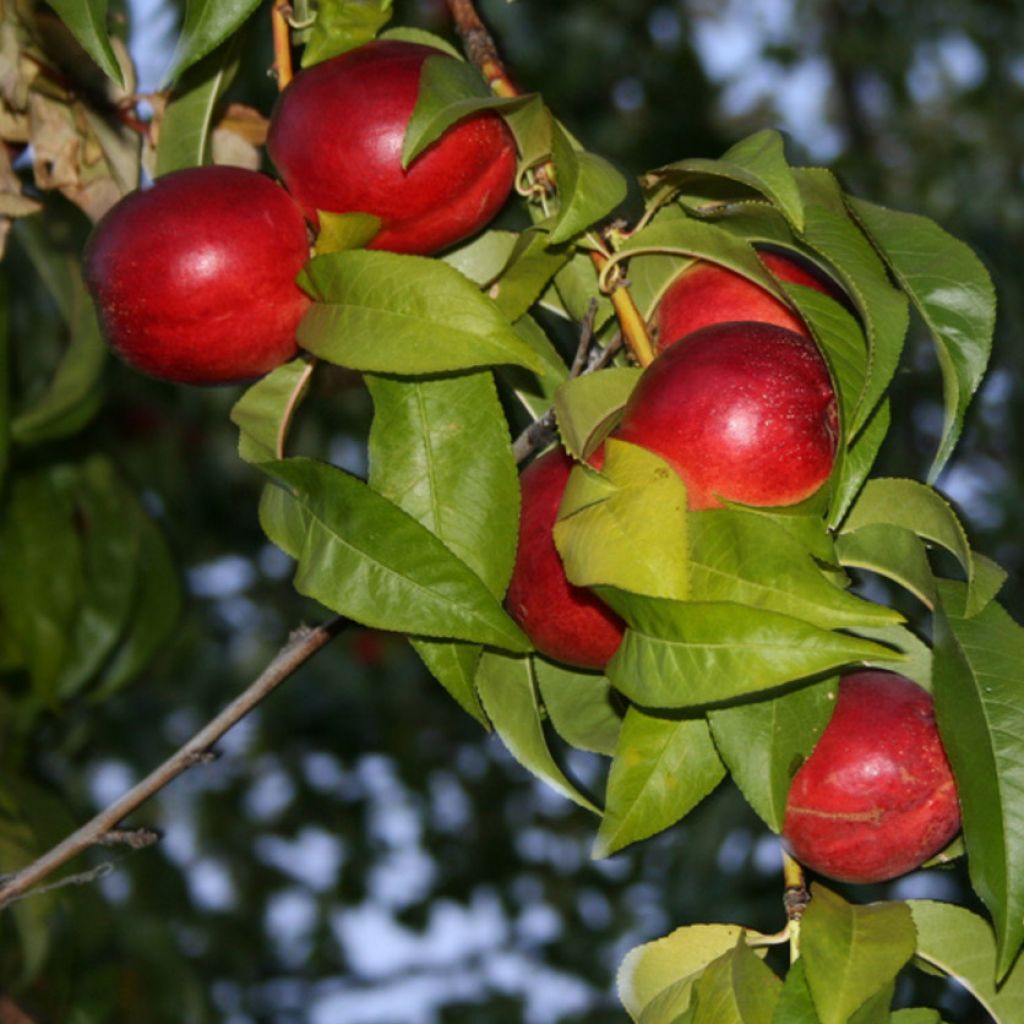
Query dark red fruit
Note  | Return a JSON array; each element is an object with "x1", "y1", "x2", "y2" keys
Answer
[
  {"x1": 266, "y1": 40, "x2": 518, "y2": 255},
  {"x1": 783, "y1": 671, "x2": 961, "y2": 884},
  {"x1": 84, "y1": 166, "x2": 310, "y2": 385},
  {"x1": 505, "y1": 447, "x2": 624, "y2": 671},
  {"x1": 654, "y1": 249, "x2": 842, "y2": 352},
  {"x1": 613, "y1": 321, "x2": 838, "y2": 510}
]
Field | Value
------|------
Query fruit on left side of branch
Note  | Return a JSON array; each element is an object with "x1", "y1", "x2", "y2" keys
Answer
[
  {"x1": 505, "y1": 447, "x2": 625, "y2": 671},
  {"x1": 782, "y1": 670, "x2": 962, "y2": 884},
  {"x1": 84, "y1": 166, "x2": 311, "y2": 386},
  {"x1": 266, "y1": 39, "x2": 518, "y2": 255},
  {"x1": 612, "y1": 320, "x2": 839, "y2": 510}
]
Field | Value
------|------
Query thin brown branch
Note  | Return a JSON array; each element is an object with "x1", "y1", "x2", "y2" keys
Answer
[
  {"x1": 0, "y1": 617, "x2": 348, "y2": 911},
  {"x1": 446, "y1": 0, "x2": 518, "y2": 98}
]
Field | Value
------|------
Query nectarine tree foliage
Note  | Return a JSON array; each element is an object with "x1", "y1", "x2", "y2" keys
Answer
[{"x1": 0, "y1": 0, "x2": 1023, "y2": 1020}]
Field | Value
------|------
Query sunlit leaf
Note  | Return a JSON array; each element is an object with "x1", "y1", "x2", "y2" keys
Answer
[
  {"x1": 533, "y1": 657, "x2": 621, "y2": 756},
  {"x1": 691, "y1": 941, "x2": 781, "y2": 1023},
  {"x1": 303, "y1": 0, "x2": 394, "y2": 67},
  {"x1": 231, "y1": 357, "x2": 315, "y2": 465},
  {"x1": 554, "y1": 367, "x2": 641, "y2": 460},
  {"x1": 801, "y1": 885, "x2": 915, "y2": 1024}
]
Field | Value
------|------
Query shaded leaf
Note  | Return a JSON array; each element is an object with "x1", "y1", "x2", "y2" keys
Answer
[
  {"x1": 475, "y1": 650, "x2": 598, "y2": 812},
  {"x1": 534, "y1": 657, "x2": 621, "y2": 756},
  {"x1": 47, "y1": 0, "x2": 124, "y2": 85},
  {"x1": 554, "y1": 367, "x2": 641, "y2": 460},
  {"x1": 595, "y1": 705, "x2": 724, "y2": 857},
  {"x1": 908, "y1": 900, "x2": 1024, "y2": 1022},
  {"x1": 409, "y1": 638, "x2": 486, "y2": 727},
  {"x1": 828, "y1": 399, "x2": 890, "y2": 530},
  {"x1": 932, "y1": 583, "x2": 1024, "y2": 979},
  {"x1": 771, "y1": 959, "x2": 821, "y2": 1024},
  {"x1": 691, "y1": 941, "x2": 781, "y2": 1024},
  {"x1": 231, "y1": 357, "x2": 315, "y2": 465},
  {"x1": 298, "y1": 250, "x2": 546, "y2": 375},
  {"x1": 848, "y1": 197, "x2": 995, "y2": 481}
]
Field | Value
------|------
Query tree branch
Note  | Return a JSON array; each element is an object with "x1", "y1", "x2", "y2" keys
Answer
[{"x1": 0, "y1": 617, "x2": 348, "y2": 911}]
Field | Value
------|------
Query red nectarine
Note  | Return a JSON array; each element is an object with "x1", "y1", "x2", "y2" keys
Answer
[
  {"x1": 505, "y1": 447, "x2": 624, "y2": 671},
  {"x1": 267, "y1": 40, "x2": 517, "y2": 255},
  {"x1": 613, "y1": 321, "x2": 838, "y2": 509},
  {"x1": 84, "y1": 166, "x2": 310, "y2": 385},
  {"x1": 783, "y1": 671, "x2": 961, "y2": 884},
  {"x1": 654, "y1": 249, "x2": 842, "y2": 353}
]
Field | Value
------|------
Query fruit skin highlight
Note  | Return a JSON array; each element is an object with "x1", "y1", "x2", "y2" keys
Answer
[
  {"x1": 654, "y1": 249, "x2": 842, "y2": 353},
  {"x1": 505, "y1": 447, "x2": 624, "y2": 671},
  {"x1": 783, "y1": 671, "x2": 961, "y2": 884},
  {"x1": 613, "y1": 321, "x2": 839, "y2": 510},
  {"x1": 84, "y1": 166, "x2": 310, "y2": 386},
  {"x1": 267, "y1": 39, "x2": 518, "y2": 255}
]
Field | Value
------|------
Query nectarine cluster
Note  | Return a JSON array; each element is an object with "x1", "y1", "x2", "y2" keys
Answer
[
  {"x1": 507, "y1": 252, "x2": 841, "y2": 667},
  {"x1": 85, "y1": 40, "x2": 517, "y2": 384}
]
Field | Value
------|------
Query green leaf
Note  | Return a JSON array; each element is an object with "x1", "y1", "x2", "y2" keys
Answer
[
  {"x1": 442, "y1": 230, "x2": 519, "y2": 286},
  {"x1": 231, "y1": 357, "x2": 315, "y2": 465},
  {"x1": 548, "y1": 121, "x2": 629, "y2": 245},
  {"x1": 783, "y1": 284, "x2": 866, "y2": 437},
  {"x1": 890, "y1": 1011, "x2": 944, "y2": 1024},
  {"x1": 595, "y1": 705, "x2": 724, "y2": 857},
  {"x1": 800, "y1": 885, "x2": 915, "y2": 1024},
  {"x1": 605, "y1": 598, "x2": 900, "y2": 710},
  {"x1": 298, "y1": 250, "x2": 546, "y2": 376},
  {"x1": 847, "y1": 197, "x2": 995, "y2": 481},
  {"x1": 771, "y1": 959, "x2": 821, "y2": 1024},
  {"x1": 165, "y1": 0, "x2": 262, "y2": 84},
  {"x1": 533, "y1": 657, "x2": 622, "y2": 756},
  {"x1": 687, "y1": 508, "x2": 902, "y2": 631},
  {"x1": 53, "y1": 458, "x2": 142, "y2": 699},
  {"x1": 47, "y1": 0, "x2": 125, "y2": 85},
  {"x1": 0, "y1": 466, "x2": 84, "y2": 700},
  {"x1": 836, "y1": 523, "x2": 937, "y2": 609},
  {"x1": 402, "y1": 53, "x2": 525, "y2": 166},
  {"x1": 366, "y1": 372, "x2": 518, "y2": 597},
  {"x1": 618, "y1": 923, "x2": 758, "y2": 1023},
  {"x1": 828, "y1": 399, "x2": 890, "y2": 531},
  {"x1": 314, "y1": 211, "x2": 382, "y2": 255},
  {"x1": 490, "y1": 228, "x2": 572, "y2": 323},
  {"x1": 709, "y1": 679, "x2": 836, "y2": 833},
  {"x1": 793, "y1": 169, "x2": 909, "y2": 437},
  {"x1": 932, "y1": 584, "x2": 1024, "y2": 978},
  {"x1": 11, "y1": 220, "x2": 107, "y2": 446},
  {"x1": 555, "y1": 440, "x2": 689, "y2": 600},
  {"x1": 475, "y1": 650, "x2": 598, "y2": 812},
  {"x1": 545, "y1": 250, "x2": 615, "y2": 328},
  {"x1": 841, "y1": 478, "x2": 1003, "y2": 617},
  {"x1": 263, "y1": 457, "x2": 528, "y2": 650},
  {"x1": 502, "y1": 94, "x2": 554, "y2": 178},
  {"x1": 91, "y1": 504, "x2": 181, "y2": 700},
  {"x1": 155, "y1": 35, "x2": 242, "y2": 175},
  {"x1": 647, "y1": 129, "x2": 804, "y2": 232},
  {"x1": 621, "y1": 210, "x2": 787, "y2": 323},
  {"x1": 258, "y1": 479, "x2": 308, "y2": 559},
  {"x1": 691, "y1": 941, "x2": 782, "y2": 1024},
  {"x1": 303, "y1": 0, "x2": 394, "y2": 67},
  {"x1": 409, "y1": 638, "x2": 487, "y2": 727},
  {"x1": 554, "y1": 367, "x2": 641, "y2": 460},
  {"x1": 909, "y1": 900, "x2": 1024, "y2": 1021}
]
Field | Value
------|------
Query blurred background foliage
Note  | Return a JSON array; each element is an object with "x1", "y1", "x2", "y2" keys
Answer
[{"x1": 0, "y1": 0, "x2": 1021, "y2": 1020}]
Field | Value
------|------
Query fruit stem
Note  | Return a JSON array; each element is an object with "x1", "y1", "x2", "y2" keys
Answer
[
  {"x1": 589, "y1": 248, "x2": 655, "y2": 367},
  {"x1": 271, "y1": 0, "x2": 295, "y2": 90},
  {"x1": 782, "y1": 849, "x2": 809, "y2": 963}
]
